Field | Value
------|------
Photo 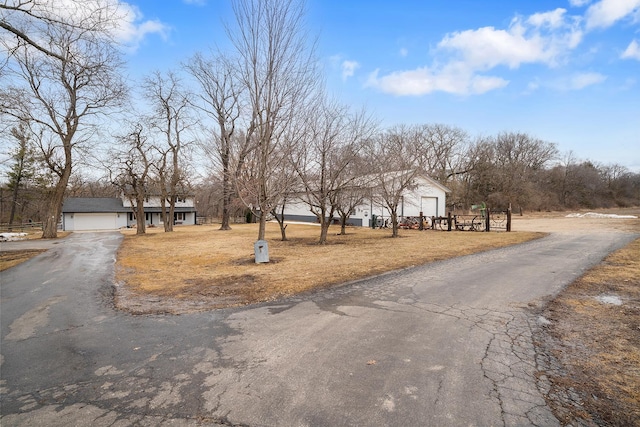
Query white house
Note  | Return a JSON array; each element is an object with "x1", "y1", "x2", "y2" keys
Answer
[
  {"x1": 281, "y1": 173, "x2": 450, "y2": 227},
  {"x1": 61, "y1": 195, "x2": 197, "y2": 231}
]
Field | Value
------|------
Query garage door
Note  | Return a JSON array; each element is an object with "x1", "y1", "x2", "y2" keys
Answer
[
  {"x1": 421, "y1": 197, "x2": 438, "y2": 217},
  {"x1": 73, "y1": 213, "x2": 118, "y2": 231}
]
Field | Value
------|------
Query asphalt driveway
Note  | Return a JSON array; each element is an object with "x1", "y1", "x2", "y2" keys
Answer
[{"x1": 1, "y1": 230, "x2": 637, "y2": 426}]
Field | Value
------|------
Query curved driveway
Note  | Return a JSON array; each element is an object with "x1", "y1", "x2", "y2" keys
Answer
[{"x1": 1, "y1": 230, "x2": 637, "y2": 426}]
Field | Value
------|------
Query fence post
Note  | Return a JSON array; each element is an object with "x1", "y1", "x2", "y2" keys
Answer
[
  {"x1": 419, "y1": 211, "x2": 423, "y2": 230},
  {"x1": 486, "y1": 209, "x2": 491, "y2": 232},
  {"x1": 507, "y1": 208, "x2": 512, "y2": 232},
  {"x1": 447, "y1": 211, "x2": 452, "y2": 231}
]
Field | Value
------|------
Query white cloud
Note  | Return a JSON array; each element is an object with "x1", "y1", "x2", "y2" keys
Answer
[
  {"x1": 530, "y1": 72, "x2": 606, "y2": 91},
  {"x1": 584, "y1": 0, "x2": 640, "y2": 30},
  {"x1": 368, "y1": 8, "x2": 582, "y2": 96},
  {"x1": 621, "y1": 39, "x2": 640, "y2": 60},
  {"x1": 112, "y1": 2, "x2": 171, "y2": 51},
  {"x1": 366, "y1": 63, "x2": 508, "y2": 96},
  {"x1": 366, "y1": 2, "x2": 639, "y2": 97},
  {"x1": 399, "y1": 47, "x2": 408, "y2": 57},
  {"x1": 526, "y1": 79, "x2": 541, "y2": 93},
  {"x1": 528, "y1": 8, "x2": 569, "y2": 29},
  {"x1": 569, "y1": 72, "x2": 607, "y2": 89},
  {"x1": 341, "y1": 60, "x2": 360, "y2": 80},
  {"x1": 569, "y1": 0, "x2": 591, "y2": 7},
  {"x1": 437, "y1": 11, "x2": 583, "y2": 70}
]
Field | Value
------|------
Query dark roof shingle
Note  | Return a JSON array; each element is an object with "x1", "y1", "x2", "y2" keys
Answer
[{"x1": 62, "y1": 198, "x2": 126, "y2": 213}]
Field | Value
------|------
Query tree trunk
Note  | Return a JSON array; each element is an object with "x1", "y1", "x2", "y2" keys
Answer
[
  {"x1": 257, "y1": 211, "x2": 267, "y2": 241},
  {"x1": 42, "y1": 157, "x2": 71, "y2": 239},
  {"x1": 42, "y1": 183, "x2": 66, "y2": 238},
  {"x1": 160, "y1": 197, "x2": 169, "y2": 232},
  {"x1": 339, "y1": 213, "x2": 347, "y2": 235},
  {"x1": 220, "y1": 168, "x2": 232, "y2": 230},
  {"x1": 271, "y1": 207, "x2": 287, "y2": 241},
  {"x1": 135, "y1": 194, "x2": 146, "y2": 235},
  {"x1": 319, "y1": 219, "x2": 330, "y2": 244},
  {"x1": 318, "y1": 205, "x2": 332, "y2": 244},
  {"x1": 168, "y1": 197, "x2": 176, "y2": 232},
  {"x1": 42, "y1": 194, "x2": 61, "y2": 238},
  {"x1": 391, "y1": 210, "x2": 399, "y2": 238},
  {"x1": 9, "y1": 181, "x2": 20, "y2": 226}
]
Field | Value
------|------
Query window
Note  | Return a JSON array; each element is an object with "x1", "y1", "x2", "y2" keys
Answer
[
  {"x1": 175, "y1": 212, "x2": 185, "y2": 221},
  {"x1": 129, "y1": 212, "x2": 135, "y2": 221}
]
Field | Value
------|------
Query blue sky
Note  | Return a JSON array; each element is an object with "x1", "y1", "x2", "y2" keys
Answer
[{"x1": 117, "y1": 0, "x2": 640, "y2": 171}]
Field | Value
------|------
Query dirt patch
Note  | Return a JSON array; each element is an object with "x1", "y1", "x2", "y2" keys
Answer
[
  {"x1": 511, "y1": 207, "x2": 640, "y2": 233},
  {"x1": 535, "y1": 237, "x2": 640, "y2": 426},
  {"x1": 113, "y1": 277, "x2": 252, "y2": 315}
]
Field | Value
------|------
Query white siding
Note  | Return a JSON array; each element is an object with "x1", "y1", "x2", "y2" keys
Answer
[
  {"x1": 280, "y1": 174, "x2": 449, "y2": 227},
  {"x1": 122, "y1": 196, "x2": 195, "y2": 208}
]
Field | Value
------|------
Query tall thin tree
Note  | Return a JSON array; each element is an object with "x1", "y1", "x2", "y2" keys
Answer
[{"x1": 227, "y1": 0, "x2": 319, "y2": 242}]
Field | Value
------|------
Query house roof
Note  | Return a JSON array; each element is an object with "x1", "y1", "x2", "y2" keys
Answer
[
  {"x1": 414, "y1": 173, "x2": 452, "y2": 194},
  {"x1": 62, "y1": 198, "x2": 127, "y2": 213},
  {"x1": 355, "y1": 170, "x2": 452, "y2": 194}
]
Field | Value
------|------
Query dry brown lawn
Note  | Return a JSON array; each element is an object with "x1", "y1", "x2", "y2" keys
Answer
[
  {"x1": 540, "y1": 237, "x2": 640, "y2": 426},
  {"x1": 0, "y1": 249, "x2": 47, "y2": 272},
  {"x1": 115, "y1": 223, "x2": 543, "y2": 312}
]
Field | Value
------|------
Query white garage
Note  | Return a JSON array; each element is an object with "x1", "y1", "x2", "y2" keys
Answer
[
  {"x1": 280, "y1": 172, "x2": 450, "y2": 227},
  {"x1": 62, "y1": 198, "x2": 128, "y2": 231},
  {"x1": 69, "y1": 213, "x2": 120, "y2": 231}
]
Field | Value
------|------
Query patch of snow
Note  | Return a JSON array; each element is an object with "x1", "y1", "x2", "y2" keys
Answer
[
  {"x1": 537, "y1": 316, "x2": 552, "y2": 326},
  {"x1": 595, "y1": 294, "x2": 623, "y2": 306},
  {"x1": 565, "y1": 212, "x2": 638, "y2": 219},
  {"x1": 0, "y1": 232, "x2": 28, "y2": 242}
]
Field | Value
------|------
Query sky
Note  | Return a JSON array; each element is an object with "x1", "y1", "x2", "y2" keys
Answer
[{"x1": 106, "y1": 0, "x2": 639, "y2": 171}]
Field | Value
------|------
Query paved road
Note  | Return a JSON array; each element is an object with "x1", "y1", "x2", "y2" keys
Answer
[{"x1": 1, "y1": 230, "x2": 637, "y2": 426}]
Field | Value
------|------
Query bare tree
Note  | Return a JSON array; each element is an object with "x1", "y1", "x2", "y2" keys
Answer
[
  {"x1": 1, "y1": 4, "x2": 126, "y2": 238},
  {"x1": 1, "y1": 0, "x2": 122, "y2": 64},
  {"x1": 143, "y1": 70, "x2": 194, "y2": 232},
  {"x1": 293, "y1": 99, "x2": 374, "y2": 244},
  {"x1": 333, "y1": 146, "x2": 376, "y2": 234},
  {"x1": 185, "y1": 51, "x2": 248, "y2": 230},
  {"x1": 490, "y1": 132, "x2": 557, "y2": 210},
  {"x1": 458, "y1": 136, "x2": 496, "y2": 209},
  {"x1": 111, "y1": 123, "x2": 152, "y2": 234},
  {"x1": 228, "y1": 0, "x2": 319, "y2": 242},
  {"x1": 419, "y1": 124, "x2": 469, "y2": 182},
  {"x1": 369, "y1": 125, "x2": 425, "y2": 238},
  {"x1": 335, "y1": 181, "x2": 370, "y2": 235},
  {"x1": 459, "y1": 132, "x2": 557, "y2": 211},
  {"x1": 269, "y1": 145, "x2": 301, "y2": 241}
]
